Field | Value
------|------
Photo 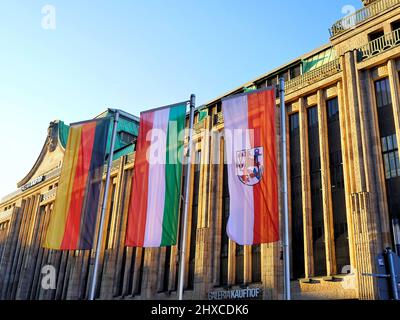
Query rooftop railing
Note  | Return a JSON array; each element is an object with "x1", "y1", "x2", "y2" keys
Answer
[
  {"x1": 329, "y1": 0, "x2": 400, "y2": 38},
  {"x1": 357, "y1": 28, "x2": 400, "y2": 61},
  {"x1": 285, "y1": 59, "x2": 342, "y2": 94}
]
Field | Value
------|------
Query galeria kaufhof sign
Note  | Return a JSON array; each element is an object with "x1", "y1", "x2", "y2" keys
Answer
[
  {"x1": 208, "y1": 287, "x2": 263, "y2": 300},
  {"x1": 21, "y1": 175, "x2": 45, "y2": 191}
]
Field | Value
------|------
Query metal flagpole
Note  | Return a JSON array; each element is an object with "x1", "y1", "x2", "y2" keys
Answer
[
  {"x1": 178, "y1": 94, "x2": 196, "y2": 301},
  {"x1": 89, "y1": 110, "x2": 120, "y2": 301},
  {"x1": 279, "y1": 78, "x2": 291, "y2": 300}
]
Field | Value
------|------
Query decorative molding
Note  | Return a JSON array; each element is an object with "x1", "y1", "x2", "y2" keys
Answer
[{"x1": 17, "y1": 121, "x2": 62, "y2": 188}]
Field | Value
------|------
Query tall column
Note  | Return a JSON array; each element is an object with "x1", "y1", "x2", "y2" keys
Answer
[
  {"x1": 341, "y1": 51, "x2": 379, "y2": 300},
  {"x1": 337, "y1": 81, "x2": 357, "y2": 270},
  {"x1": 193, "y1": 116, "x2": 213, "y2": 299},
  {"x1": 317, "y1": 90, "x2": 336, "y2": 276},
  {"x1": 299, "y1": 97, "x2": 314, "y2": 278}
]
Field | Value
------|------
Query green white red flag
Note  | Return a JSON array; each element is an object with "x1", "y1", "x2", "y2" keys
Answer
[{"x1": 126, "y1": 102, "x2": 187, "y2": 248}]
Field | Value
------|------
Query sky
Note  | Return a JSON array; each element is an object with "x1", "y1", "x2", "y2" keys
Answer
[{"x1": 0, "y1": 0, "x2": 360, "y2": 198}]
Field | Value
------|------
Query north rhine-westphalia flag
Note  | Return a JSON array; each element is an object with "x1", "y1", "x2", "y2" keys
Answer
[
  {"x1": 222, "y1": 88, "x2": 279, "y2": 245},
  {"x1": 44, "y1": 118, "x2": 111, "y2": 250},
  {"x1": 126, "y1": 102, "x2": 187, "y2": 248}
]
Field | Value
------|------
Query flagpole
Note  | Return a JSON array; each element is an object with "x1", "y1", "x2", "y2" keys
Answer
[
  {"x1": 279, "y1": 77, "x2": 291, "y2": 300},
  {"x1": 89, "y1": 110, "x2": 120, "y2": 301},
  {"x1": 177, "y1": 94, "x2": 196, "y2": 301}
]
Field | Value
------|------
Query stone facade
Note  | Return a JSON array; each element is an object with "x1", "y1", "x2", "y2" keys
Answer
[{"x1": 1, "y1": 0, "x2": 400, "y2": 300}]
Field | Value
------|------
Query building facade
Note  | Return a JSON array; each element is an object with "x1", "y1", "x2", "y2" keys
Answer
[{"x1": 1, "y1": 0, "x2": 400, "y2": 300}]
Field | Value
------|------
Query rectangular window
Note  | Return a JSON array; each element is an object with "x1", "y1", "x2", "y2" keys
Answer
[
  {"x1": 119, "y1": 131, "x2": 136, "y2": 145},
  {"x1": 105, "y1": 184, "x2": 117, "y2": 249},
  {"x1": 326, "y1": 98, "x2": 350, "y2": 273},
  {"x1": 135, "y1": 249, "x2": 145, "y2": 296},
  {"x1": 162, "y1": 247, "x2": 172, "y2": 292},
  {"x1": 382, "y1": 135, "x2": 400, "y2": 180},
  {"x1": 290, "y1": 65, "x2": 301, "y2": 80},
  {"x1": 251, "y1": 245, "x2": 261, "y2": 283},
  {"x1": 220, "y1": 164, "x2": 229, "y2": 286},
  {"x1": 235, "y1": 245, "x2": 244, "y2": 285},
  {"x1": 391, "y1": 20, "x2": 400, "y2": 32},
  {"x1": 368, "y1": 29, "x2": 384, "y2": 42},
  {"x1": 188, "y1": 151, "x2": 201, "y2": 289},
  {"x1": 308, "y1": 106, "x2": 327, "y2": 276},
  {"x1": 289, "y1": 112, "x2": 305, "y2": 279},
  {"x1": 374, "y1": 78, "x2": 400, "y2": 242}
]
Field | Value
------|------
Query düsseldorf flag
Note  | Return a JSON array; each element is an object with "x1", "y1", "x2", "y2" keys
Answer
[
  {"x1": 126, "y1": 102, "x2": 187, "y2": 248},
  {"x1": 222, "y1": 88, "x2": 279, "y2": 245}
]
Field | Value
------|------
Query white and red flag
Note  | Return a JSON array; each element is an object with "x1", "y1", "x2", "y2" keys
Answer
[{"x1": 222, "y1": 88, "x2": 279, "y2": 245}]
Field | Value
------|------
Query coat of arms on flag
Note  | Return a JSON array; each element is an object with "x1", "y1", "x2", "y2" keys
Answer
[{"x1": 236, "y1": 147, "x2": 264, "y2": 186}]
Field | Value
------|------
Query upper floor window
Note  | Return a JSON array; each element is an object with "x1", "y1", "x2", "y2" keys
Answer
[
  {"x1": 290, "y1": 65, "x2": 301, "y2": 80},
  {"x1": 308, "y1": 107, "x2": 318, "y2": 128},
  {"x1": 327, "y1": 98, "x2": 339, "y2": 121},
  {"x1": 289, "y1": 112, "x2": 299, "y2": 134},
  {"x1": 382, "y1": 134, "x2": 400, "y2": 180},
  {"x1": 119, "y1": 131, "x2": 135, "y2": 145},
  {"x1": 375, "y1": 78, "x2": 392, "y2": 108},
  {"x1": 391, "y1": 20, "x2": 400, "y2": 32},
  {"x1": 369, "y1": 29, "x2": 384, "y2": 42},
  {"x1": 279, "y1": 71, "x2": 289, "y2": 82}
]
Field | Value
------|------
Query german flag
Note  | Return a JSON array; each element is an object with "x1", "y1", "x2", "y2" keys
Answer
[{"x1": 44, "y1": 118, "x2": 111, "y2": 250}]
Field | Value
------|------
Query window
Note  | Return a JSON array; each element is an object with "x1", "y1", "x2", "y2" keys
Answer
[
  {"x1": 308, "y1": 106, "x2": 327, "y2": 276},
  {"x1": 220, "y1": 164, "x2": 229, "y2": 286},
  {"x1": 251, "y1": 245, "x2": 261, "y2": 283},
  {"x1": 368, "y1": 29, "x2": 384, "y2": 42},
  {"x1": 326, "y1": 98, "x2": 350, "y2": 273},
  {"x1": 279, "y1": 71, "x2": 289, "y2": 82},
  {"x1": 115, "y1": 247, "x2": 136, "y2": 297},
  {"x1": 375, "y1": 78, "x2": 392, "y2": 109},
  {"x1": 188, "y1": 150, "x2": 201, "y2": 289},
  {"x1": 135, "y1": 249, "x2": 145, "y2": 296},
  {"x1": 162, "y1": 247, "x2": 172, "y2": 292},
  {"x1": 391, "y1": 20, "x2": 400, "y2": 32},
  {"x1": 267, "y1": 77, "x2": 278, "y2": 87},
  {"x1": 289, "y1": 112, "x2": 305, "y2": 279},
  {"x1": 217, "y1": 103, "x2": 222, "y2": 114},
  {"x1": 105, "y1": 184, "x2": 116, "y2": 249},
  {"x1": 290, "y1": 65, "x2": 301, "y2": 80},
  {"x1": 308, "y1": 107, "x2": 318, "y2": 128},
  {"x1": 235, "y1": 245, "x2": 244, "y2": 285},
  {"x1": 374, "y1": 78, "x2": 400, "y2": 243},
  {"x1": 119, "y1": 131, "x2": 135, "y2": 145},
  {"x1": 382, "y1": 135, "x2": 400, "y2": 180}
]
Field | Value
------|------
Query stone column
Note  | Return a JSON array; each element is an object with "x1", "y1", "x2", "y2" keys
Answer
[
  {"x1": 317, "y1": 90, "x2": 336, "y2": 276},
  {"x1": 341, "y1": 51, "x2": 379, "y2": 300},
  {"x1": 299, "y1": 97, "x2": 314, "y2": 278}
]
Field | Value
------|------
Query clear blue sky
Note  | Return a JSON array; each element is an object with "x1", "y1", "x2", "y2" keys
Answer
[{"x1": 0, "y1": 0, "x2": 360, "y2": 198}]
